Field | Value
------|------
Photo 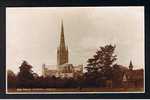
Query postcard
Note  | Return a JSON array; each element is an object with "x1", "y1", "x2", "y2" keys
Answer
[{"x1": 6, "y1": 7, "x2": 144, "y2": 94}]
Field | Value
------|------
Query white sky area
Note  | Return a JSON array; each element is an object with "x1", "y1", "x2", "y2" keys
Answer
[{"x1": 6, "y1": 7, "x2": 144, "y2": 75}]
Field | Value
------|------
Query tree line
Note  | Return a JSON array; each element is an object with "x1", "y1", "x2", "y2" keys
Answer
[{"x1": 8, "y1": 44, "x2": 126, "y2": 89}]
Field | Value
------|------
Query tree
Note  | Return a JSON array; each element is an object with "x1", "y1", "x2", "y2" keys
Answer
[
  {"x1": 111, "y1": 64, "x2": 123, "y2": 87},
  {"x1": 7, "y1": 70, "x2": 16, "y2": 88},
  {"x1": 17, "y1": 60, "x2": 35, "y2": 88},
  {"x1": 85, "y1": 44, "x2": 117, "y2": 85}
]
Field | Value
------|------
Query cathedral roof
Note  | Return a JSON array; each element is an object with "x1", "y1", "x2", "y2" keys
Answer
[{"x1": 58, "y1": 63, "x2": 73, "y2": 67}]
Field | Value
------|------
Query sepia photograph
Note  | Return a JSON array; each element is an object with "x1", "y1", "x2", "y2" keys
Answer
[{"x1": 6, "y1": 7, "x2": 144, "y2": 93}]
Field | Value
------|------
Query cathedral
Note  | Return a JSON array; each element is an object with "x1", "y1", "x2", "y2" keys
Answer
[{"x1": 42, "y1": 21, "x2": 83, "y2": 78}]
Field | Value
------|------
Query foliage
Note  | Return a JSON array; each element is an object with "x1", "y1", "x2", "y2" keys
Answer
[
  {"x1": 85, "y1": 44, "x2": 117, "y2": 86},
  {"x1": 86, "y1": 44, "x2": 117, "y2": 72},
  {"x1": 17, "y1": 60, "x2": 35, "y2": 88},
  {"x1": 7, "y1": 70, "x2": 17, "y2": 88}
]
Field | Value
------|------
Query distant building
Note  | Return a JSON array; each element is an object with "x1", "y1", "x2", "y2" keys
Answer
[
  {"x1": 42, "y1": 21, "x2": 83, "y2": 78},
  {"x1": 111, "y1": 61, "x2": 144, "y2": 88},
  {"x1": 42, "y1": 63, "x2": 83, "y2": 78},
  {"x1": 42, "y1": 64, "x2": 59, "y2": 77},
  {"x1": 58, "y1": 63, "x2": 74, "y2": 78},
  {"x1": 122, "y1": 61, "x2": 144, "y2": 88}
]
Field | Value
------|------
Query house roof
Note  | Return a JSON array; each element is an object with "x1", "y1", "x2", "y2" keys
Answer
[{"x1": 125, "y1": 69, "x2": 144, "y2": 81}]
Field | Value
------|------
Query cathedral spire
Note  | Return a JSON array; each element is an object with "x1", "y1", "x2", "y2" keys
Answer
[
  {"x1": 60, "y1": 20, "x2": 65, "y2": 48},
  {"x1": 57, "y1": 20, "x2": 68, "y2": 65}
]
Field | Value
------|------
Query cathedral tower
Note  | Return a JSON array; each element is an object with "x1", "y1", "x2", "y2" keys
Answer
[{"x1": 57, "y1": 21, "x2": 68, "y2": 65}]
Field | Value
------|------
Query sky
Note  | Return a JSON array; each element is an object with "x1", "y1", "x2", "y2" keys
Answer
[{"x1": 6, "y1": 7, "x2": 144, "y2": 75}]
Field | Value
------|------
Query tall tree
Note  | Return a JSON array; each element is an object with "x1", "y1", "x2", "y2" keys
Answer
[{"x1": 86, "y1": 44, "x2": 117, "y2": 80}]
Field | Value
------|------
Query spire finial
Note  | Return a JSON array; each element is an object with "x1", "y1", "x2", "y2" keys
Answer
[
  {"x1": 129, "y1": 60, "x2": 133, "y2": 70},
  {"x1": 61, "y1": 19, "x2": 64, "y2": 34}
]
